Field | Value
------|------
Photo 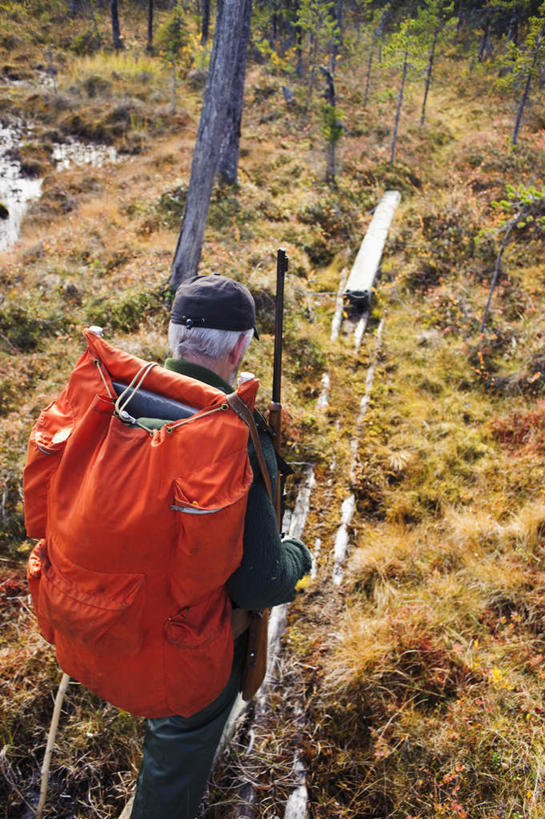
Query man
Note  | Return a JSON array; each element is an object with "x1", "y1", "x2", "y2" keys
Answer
[{"x1": 130, "y1": 274, "x2": 312, "y2": 819}]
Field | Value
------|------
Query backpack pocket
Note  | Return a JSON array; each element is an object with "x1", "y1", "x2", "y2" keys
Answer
[
  {"x1": 170, "y1": 459, "x2": 253, "y2": 604},
  {"x1": 23, "y1": 398, "x2": 74, "y2": 538},
  {"x1": 27, "y1": 540, "x2": 54, "y2": 644},
  {"x1": 37, "y1": 544, "x2": 145, "y2": 656},
  {"x1": 163, "y1": 589, "x2": 233, "y2": 715}
]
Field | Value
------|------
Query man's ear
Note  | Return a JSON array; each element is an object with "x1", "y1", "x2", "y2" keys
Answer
[{"x1": 229, "y1": 333, "x2": 247, "y2": 367}]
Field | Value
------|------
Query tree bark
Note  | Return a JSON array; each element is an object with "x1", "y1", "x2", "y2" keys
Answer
[
  {"x1": 201, "y1": 0, "x2": 211, "y2": 44},
  {"x1": 390, "y1": 48, "x2": 408, "y2": 166},
  {"x1": 147, "y1": 0, "x2": 154, "y2": 52},
  {"x1": 170, "y1": 0, "x2": 249, "y2": 289},
  {"x1": 363, "y1": 46, "x2": 373, "y2": 109},
  {"x1": 295, "y1": 11, "x2": 303, "y2": 78},
  {"x1": 217, "y1": 0, "x2": 252, "y2": 187},
  {"x1": 480, "y1": 213, "x2": 523, "y2": 332},
  {"x1": 330, "y1": 0, "x2": 343, "y2": 74},
  {"x1": 110, "y1": 0, "x2": 123, "y2": 49},
  {"x1": 322, "y1": 67, "x2": 336, "y2": 185},
  {"x1": 478, "y1": 20, "x2": 490, "y2": 61},
  {"x1": 512, "y1": 34, "x2": 541, "y2": 146},
  {"x1": 420, "y1": 28, "x2": 437, "y2": 126}
]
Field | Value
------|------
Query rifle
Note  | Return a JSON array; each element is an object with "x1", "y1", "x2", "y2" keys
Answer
[{"x1": 241, "y1": 249, "x2": 288, "y2": 701}]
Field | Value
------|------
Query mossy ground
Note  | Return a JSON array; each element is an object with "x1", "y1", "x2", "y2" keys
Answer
[{"x1": 0, "y1": 3, "x2": 544, "y2": 818}]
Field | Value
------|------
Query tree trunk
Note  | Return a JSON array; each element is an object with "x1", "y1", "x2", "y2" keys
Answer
[
  {"x1": 306, "y1": 33, "x2": 317, "y2": 107},
  {"x1": 70, "y1": 0, "x2": 77, "y2": 17},
  {"x1": 478, "y1": 20, "x2": 489, "y2": 61},
  {"x1": 271, "y1": 0, "x2": 279, "y2": 45},
  {"x1": 390, "y1": 48, "x2": 408, "y2": 166},
  {"x1": 363, "y1": 46, "x2": 373, "y2": 109},
  {"x1": 171, "y1": 61, "x2": 177, "y2": 114},
  {"x1": 513, "y1": 67, "x2": 533, "y2": 146},
  {"x1": 147, "y1": 0, "x2": 154, "y2": 52},
  {"x1": 330, "y1": 0, "x2": 343, "y2": 74},
  {"x1": 420, "y1": 28, "x2": 437, "y2": 126},
  {"x1": 217, "y1": 0, "x2": 252, "y2": 187},
  {"x1": 513, "y1": 34, "x2": 541, "y2": 145},
  {"x1": 110, "y1": 0, "x2": 123, "y2": 49},
  {"x1": 376, "y1": 9, "x2": 388, "y2": 64},
  {"x1": 480, "y1": 214, "x2": 522, "y2": 331},
  {"x1": 295, "y1": 17, "x2": 303, "y2": 78},
  {"x1": 201, "y1": 0, "x2": 211, "y2": 44},
  {"x1": 87, "y1": 0, "x2": 101, "y2": 40},
  {"x1": 322, "y1": 67, "x2": 336, "y2": 185},
  {"x1": 170, "y1": 0, "x2": 249, "y2": 289}
]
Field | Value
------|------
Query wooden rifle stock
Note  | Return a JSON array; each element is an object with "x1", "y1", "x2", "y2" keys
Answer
[{"x1": 241, "y1": 250, "x2": 287, "y2": 701}]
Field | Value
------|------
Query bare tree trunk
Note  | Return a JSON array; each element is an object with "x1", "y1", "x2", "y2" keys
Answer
[
  {"x1": 512, "y1": 35, "x2": 541, "y2": 146},
  {"x1": 322, "y1": 66, "x2": 336, "y2": 185},
  {"x1": 295, "y1": 18, "x2": 303, "y2": 77},
  {"x1": 110, "y1": 0, "x2": 123, "y2": 49},
  {"x1": 170, "y1": 0, "x2": 249, "y2": 288},
  {"x1": 70, "y1": 0, "x2": 77, "y2": 17},
  {"x1": 201, "y1": 0, "x2": 211, "y2": 44},
  {"x1": 363, "y1": 46, "x2": 373, "y2": 109},
  {"x1": 478, "y1": 20, "x2": 489, "y2": 61},
  {"x1": 330, "y1": 0, "x2": 343, "y2": 74},
  {"x1": 305, "y1": 33, "x2": 317, "y2": 107},
  {"x1": 147, "y1": 0, "x2": 154, "y2": 52},
  {"x1": 420, "y1": 28, "x2": 437, "y2": 126},
  {"x1": 171, "y1": 61, "x2": 177, "y2": 113},
  {"x1": 480, "y1": 213, "x2": 523, "y2": 331},
  {"x1": 390, "y1": 48, "x2": 408, "y2": 166},
  {"x1": 217, "y1": 0, "x2": 252, "y2": 186},
  {"x1": 87, "y1": 0, "x2": 101, "y2": 41}
]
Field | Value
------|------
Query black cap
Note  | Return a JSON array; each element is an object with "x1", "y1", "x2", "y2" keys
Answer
[{"x1": 171, "y1": 274, "x2": 259, "y2": 339}]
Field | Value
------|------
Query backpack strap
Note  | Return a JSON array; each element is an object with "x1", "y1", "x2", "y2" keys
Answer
[{"x1": 226, "y1": 393, "x2": 274, "y2": 502}]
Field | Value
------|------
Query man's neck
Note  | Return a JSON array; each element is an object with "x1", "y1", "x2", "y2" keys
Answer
[{"x1": 164, "y1": 358, "x2": 234, "y2": 394}]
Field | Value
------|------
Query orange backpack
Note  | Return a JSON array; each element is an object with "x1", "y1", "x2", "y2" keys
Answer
[{"x1": 24, "y1": 329, "x2": 259, "y2": 717}]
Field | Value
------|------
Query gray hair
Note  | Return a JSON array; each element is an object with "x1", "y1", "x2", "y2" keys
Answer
[{"x1": 168, "y1": 322, "x2": 253, "y2": 363}]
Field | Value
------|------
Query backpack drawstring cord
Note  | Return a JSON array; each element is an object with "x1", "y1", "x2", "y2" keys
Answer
[
  {"x1": 114, "y1": 361, "x2": 158, "y2": 422},
  {"x1": 94, "y1": 359, "x2": 114, "y2": 399}
]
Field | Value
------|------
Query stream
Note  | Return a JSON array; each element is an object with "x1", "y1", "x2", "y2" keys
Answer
[{"x1": 0, "y1": 120, "x2": 118, "y2": 253}]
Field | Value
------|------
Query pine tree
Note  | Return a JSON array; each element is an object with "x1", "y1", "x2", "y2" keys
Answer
[
  {"x1": 156, "y1": 6, "x2": 190, "y2": 114},
  {"x1": 413, "y1": 0, "x2": 457, "y2": 126},
  {"x1": 295, "y1": 0, "x2": 339, "y2": 105},
  {"x1": 384, "y1": 16, "x2": 423, "y2": 166},
  {"x1": 497, "y1": 0, "x2": 545, "y2": 145}
]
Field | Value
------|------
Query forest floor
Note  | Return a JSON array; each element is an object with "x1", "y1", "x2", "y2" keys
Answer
[{"x1": 1, "y1": 3, "x2": 545, "y2": 818}]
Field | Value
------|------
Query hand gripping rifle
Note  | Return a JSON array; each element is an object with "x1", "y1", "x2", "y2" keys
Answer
[{"x1": 241, "y1": 249, "x2": 288, "y2": 701}]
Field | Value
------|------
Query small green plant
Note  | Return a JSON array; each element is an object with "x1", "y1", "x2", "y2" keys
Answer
[{"x1": 155, "y1": 6, "x2": 190, "y2": 114}]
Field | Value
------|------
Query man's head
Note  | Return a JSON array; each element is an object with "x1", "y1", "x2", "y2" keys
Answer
[{"x1": 168, "y1": 274, "x2": 258, "y2": 385}]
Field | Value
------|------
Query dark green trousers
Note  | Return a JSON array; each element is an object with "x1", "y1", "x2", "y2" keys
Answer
[{"x1": 130, "y1": 634, "x2": 247, "y2": 819}]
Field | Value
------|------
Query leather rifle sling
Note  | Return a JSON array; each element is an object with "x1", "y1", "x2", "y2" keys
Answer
[{"x1": 226, "y1": 393, "x2": 273, "y2": 502}]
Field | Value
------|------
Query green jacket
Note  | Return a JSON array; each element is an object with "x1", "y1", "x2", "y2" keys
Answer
[{"x1": 140, "y1": 358, "x2": 312, "y2": 610}]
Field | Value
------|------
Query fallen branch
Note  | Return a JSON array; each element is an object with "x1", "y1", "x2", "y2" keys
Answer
[{"x1": 35, "y1": 672, "x2": 70, "y2": 819}]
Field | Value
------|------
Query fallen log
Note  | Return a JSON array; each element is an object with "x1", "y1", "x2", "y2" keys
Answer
[{"x1": 345, "y1": 190, "x2": 401, "y2": 306}]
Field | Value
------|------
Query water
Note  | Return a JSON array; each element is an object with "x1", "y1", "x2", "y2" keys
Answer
[
  {"x1": 0, "y1": 123, "x2": 42, "y2": 252},
  {"x1": 52, "y1": 140, "x2": 117, "y2": 172},
  {"x1": 0, "y1": 121, "x2": 118, "y2": 252}
]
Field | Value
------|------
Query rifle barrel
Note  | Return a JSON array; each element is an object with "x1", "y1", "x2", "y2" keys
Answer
[{"x1": 272, "y1": 249, "x2": 288, "y2": 405}]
